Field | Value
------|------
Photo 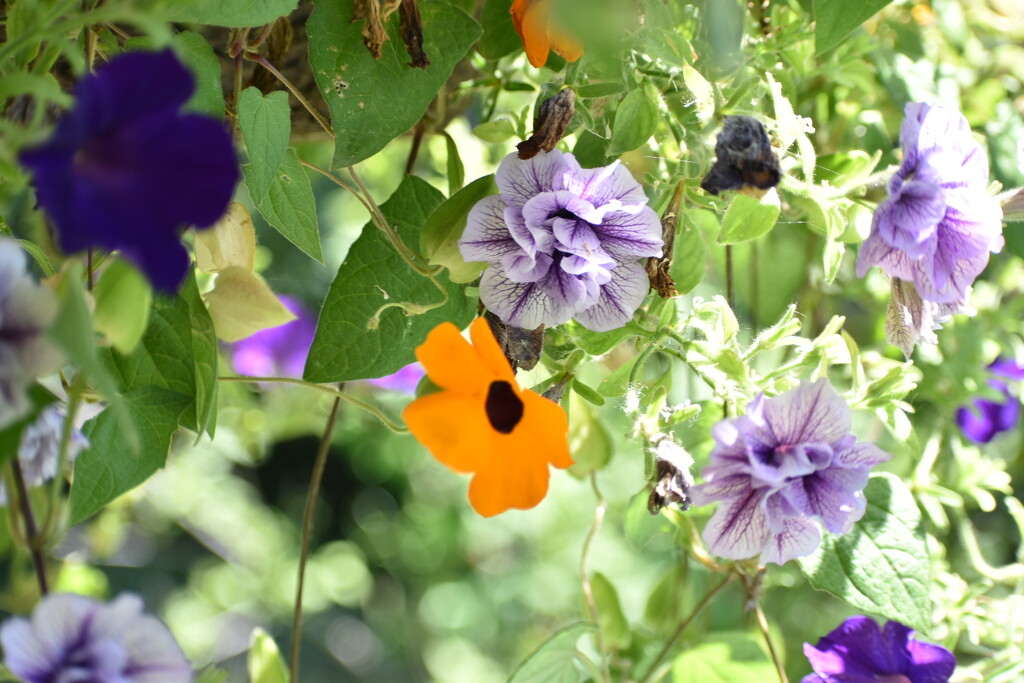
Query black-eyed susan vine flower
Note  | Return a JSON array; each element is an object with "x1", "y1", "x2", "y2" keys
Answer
[
  {"x1": 510, "y1": 0, "x2": 583, "y2": 68},
  {"x1": 403, "y1": 318, "x2": 573, "y2": 517}
]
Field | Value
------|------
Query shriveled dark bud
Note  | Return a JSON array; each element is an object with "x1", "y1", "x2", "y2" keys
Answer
[
  {"x1": 700, "y1": 115, "x2": 781, "y2": 195},
  {"x1": 399, "y1": 0, "x2": 430, "y2": 68},
  {"x1": 484, "y1": 310, "x2": 545, "y2": 372},
  {"x1": 646, "y1": 181, "x2": 684, "y2": 298},
  {"x1": 517, "y1": 88, "x2": 576, "y2": 160},
  {"x1": 647, "y1": 436, "x2": 695, "y2": 514}
]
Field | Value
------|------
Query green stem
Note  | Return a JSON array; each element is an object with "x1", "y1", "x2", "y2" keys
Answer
[
  {"x1": 218, "y1": 376, "x2": 407, "y2": 433},
  {"x1": 245, "y1": 53, "x2": 333, "y2": 137},
  {"x1": 289, "y1": 396, "x2": 341, "y2": 683},
  {"x1": 10, "y1": 460, "x2": 49, "y2": 595},
  {"x1": 755, "y1": 603, "x2": 789, "y2": 683},
  {"x1": 580, "y1": 474, "x2": 612, "y2": 683}
]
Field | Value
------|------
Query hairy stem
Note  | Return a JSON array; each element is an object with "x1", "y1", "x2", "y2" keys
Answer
[{"x1": 289, "y1": 396, "x2": 341, "y2": 683}]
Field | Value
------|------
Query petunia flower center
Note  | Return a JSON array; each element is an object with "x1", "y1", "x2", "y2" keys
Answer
[{"x1": 485, "y1": 380, "x2": 524, "y2": 434}]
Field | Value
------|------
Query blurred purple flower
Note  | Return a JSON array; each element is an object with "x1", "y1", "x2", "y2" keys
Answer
[
  {"x1": 19, "y1": 50, "x2": 239, "y2": 293},
  {"x1": 690, "y1": 379, "x2": 891, "y2": 565},
  {"x1": 0, "y1": 592, "x2": 192, "y2": 683},
  {"x1": 802, "y1": 615, "x2": 955, "y2": 683},
  {"x1": 956, "y1": 357, "x2": 1024, "y2": 444},
  {"x1": 459, "y1": 149, "x2": 662, "y2": 332},
  {"x1": 0, "y1": 238, "x2": 61, "y2": 428},
  {"x1": 856, "y1": 102, "x2": 1003, "y2": 306},
  {"x1": 0, "y1": 406, "x2": 89, "y2": 505},
  {"x1": 368, "y1": 363, "x2": 425, "y2": 394},
  {"x1": 230, "y1": 295, "x2": 316, "y2": 379}
]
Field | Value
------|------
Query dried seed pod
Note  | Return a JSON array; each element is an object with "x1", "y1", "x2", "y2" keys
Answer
[
  {"x1": 700, "y1": 115, "x2": 780, "y2": 195},
  {"x1": 484, "y1": 310, "x2": 545, "y2": 372},
  {"x1": 517, "y1": 88, "x2": 576, "y2": 160}
]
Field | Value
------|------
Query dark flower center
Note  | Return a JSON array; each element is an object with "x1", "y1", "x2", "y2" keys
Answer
[{"x1": 485, "y1": 381, "x2": 524, "y2": 434}]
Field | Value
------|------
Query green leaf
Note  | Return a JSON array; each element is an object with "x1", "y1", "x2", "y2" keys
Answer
[
  {"x1": 798, "y1": 473, "x2": 931, "y2": 632},
  {"x1": 472, "y1": 118, "x2": 518, "y2": 143},
  {"x1": 308, "y1": 0, "x2": 482, "y2": 168},
  {"x1": 248, "y1": 149, "x2": 324, "y2": 262},
  {"x1": 609, "y1": 82, "x2": 660, "y2": 155},
  {"x1": 69, "y1": 386, "x2": 191, "y2": 525},
  {"x1": 672, "y1": 632, "x2": 775, "y2": 683},
  {"x1": 175, "y1": 31, "x2": 225, "y2": 117},
  {"x1": 444, "y1": 132, "x2": 465, "y2": 195},
  {"x1": 589, "y1": 573, "x2": 629, "y2": 650},
  {"x1": 597, "y1": 357, "x2": 636, "y2": 398},
  {"x1": 420, "y1": 174, "x2": 496, "y2": 283},
  {"x1": 814, "y1": 0, "x2": 894, "y2": 54},
  {"x1": 0, "y1": 385, "x2": 57, "y2": 471},
  {"x1": 509, "y1": 622, "x2": 597, "y2": 683},
  {"x1": 163, "y1": 0, "x2": 298, "y2": 28},
  {"x1": 477, "y1": 0, "x2": 521, "y2": 59},
  {"x1": 248, "y1": 628, "x2": 289, "y2": 683},
  {"x1": 93, "y1": 259, "x2": 153, "y2": 355},
  {"x1": 102, "y1": 272, "x2": 218, "y2": 436},
  {"x1": 717, "y1": 190, "x2": 781, "y2": 244},
  {"x1": 238, "y1": 88, "x2": 291, "y2": 202},
  {"x1": 670, "y1": 212, "x2": 709, "y2": 294},
  {"x1": 304, "y1": 176, "x2": 476, "y2": 382}
]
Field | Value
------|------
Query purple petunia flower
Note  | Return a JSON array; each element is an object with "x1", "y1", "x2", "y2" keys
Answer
[
  {"x1": 802, "y1": 616, "x2": 955, "y2": 683},
  {"x1": 955, "y1": 357, "x2": 1024, "y2": 444},
  {"x1": 459, "y1": 149, "x2": 663, "y2": 332},
  {"x1": 0, "y1": 406, "x2": 89, "y2": 505},
  {"x1": 0, "y1": 592, "x2": 193, "y2": 682},
  {"x1": 856, "y1": 103, "x2": 1003, "y2": 306},
  {"x1": 690, "y1": 379, "x2": 891, "y2": 565},
  {"x1": 231, "y1": 295, "x2": 316, "y2": 379},
  {"x1": 19, "y1": 50, "x2": 239, "y2": 293},
  {"x1": 0, "y1": 238, "x2": 62, "y2": 428}
]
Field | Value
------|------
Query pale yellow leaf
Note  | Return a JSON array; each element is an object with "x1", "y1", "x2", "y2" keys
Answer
[
  {"x1": 195, "y1": 202, "x2": 256, "y2": 273},
  {"x1": 204, "y1": 266, "x2": 296, "y2": 342}
]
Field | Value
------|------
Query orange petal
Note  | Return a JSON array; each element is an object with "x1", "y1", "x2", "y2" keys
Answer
[
  {"x1": 519, "y1": 390, "x2": 573, "y2": 469},
  {"x1": 404, "y1": 391, "x2": 493, "y2": 473},
  {"x1": 548, "y1": 31, "x2": 583, "y2": 63},
  {"x1": 468, "y1": 446, "x2": 551, "y2": 516},
  {"x1": 517, "y1": 0, "x2": 552, "y2": 68},
  {"x1": 469, "y1": 318, "x2": 516, "y2": 384},
  {"x1": 415, "y1": 322, "x2": 493, "y2": 396}
]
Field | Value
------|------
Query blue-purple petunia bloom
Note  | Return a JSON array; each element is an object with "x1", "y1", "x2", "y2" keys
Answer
[
  {"x1": 459, "y1": 149, "x2": 663, "y2": 332},
  {"x1": 231, "y1": 295, "x2": 316, "y2": 379},
  {"x1": 955, "y1": 357, "x2": 1024, "y2": 444},
  {"x1": 856, "y1": 102, "x2": 1003, "y2": 306},
  {"x1": 0, "y1": 592, "x2": 192, "y2": 682},
  {"x1": 802, "y1": 616, "x2": 955, "y2": 683},
  {"x1": 690, "y1": 379, "x2": 891, "y2": 565},
  {"x1": 19, "y1": 50, "x2": 239, "y2": 293}
]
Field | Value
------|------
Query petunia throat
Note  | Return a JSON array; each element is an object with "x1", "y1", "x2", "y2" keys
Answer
[{"x1": 485, "y1": 381, "x2": 524, "y2": 433}]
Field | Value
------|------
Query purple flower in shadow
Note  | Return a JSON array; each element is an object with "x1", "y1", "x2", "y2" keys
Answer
[
  {"x1": 802, "y1": 616, "x2": 955, "y2": 683},
  {"x1": 956, "y1": 357, "x2": 1024, "y2": 444},
  {"x1": 231, "y1": 295, "x2": 316, "y2": 380},
  {"x1": 19, "y1": 50, "x2": 239, "y2": 293},
  {"x1": 690, "y1": 379, "x2": 891, "y2": 565},
  {"x1": 856, "y1": 102, "x2": 1003, "y2": 306},
  {"x1": 368, "y1": 363, "x2": 425, "y2": 394},
  {"x1": 0, "y1": 406, "x2": 89, "y2": 506},
  {"x1": 0, "y1": 593, "x2": 192, "y2": 683},
  {"x1": 459, "y1": 149, "x2": 662, "y2": 332}
]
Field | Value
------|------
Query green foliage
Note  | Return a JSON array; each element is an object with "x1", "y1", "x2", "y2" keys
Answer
[
  {"x1": 175, "y1": 31, "x2": 224, "y2": 117},
  {"x1": 508, "y1": 623, "x2": 597, "y2": 683},
  {"x1": 163, "y1": 0, "x2": 298, "y2": 27},
  {"x1": 671, "y1": 632, "x2": 776, "y2": 682},
  {"x1": 814, "y1": 0, "x2": 895, "y2": 54},
  {"x1": 246, "y1": 149, "x2": 323, "y2": 262},
  {"x1": 238, "y1": 89, "x2": 291, "y2": 203},
  {"x1": 420, "y1": 173, "x2": 496, "y2": 283},
  {"x1": 247, "y1": 629, "x2": 289, "y2": 683}
]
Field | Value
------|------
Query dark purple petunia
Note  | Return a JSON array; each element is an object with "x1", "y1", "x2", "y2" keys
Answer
[
  {"x1": 689, "y1": 379, "x2": 891, "y2": 565},
  {"x1": 19, "y1": 50, "x2": 239, "y2": 292},
  {"x1": 802, "y1": 616, "x2": 955, "y2": 683},
  {"x1": 955, "y1": 357, "x2": 1024, "y2": 444},
  {"x1": 0, "y1": 592, "x2": 192, "y2": 682},
  {"x1": 856, "y1": 103, "x2": 1002, "y2": 307},
  {"x1": 459, "y1": 149, "x2": 663, "y2": 332},
  {"x1": 231, "y1": 295, "x2": 316, "y2": 379}
]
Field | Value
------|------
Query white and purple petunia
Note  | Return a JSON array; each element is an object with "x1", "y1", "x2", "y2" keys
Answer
[
  {"x1": 802, "y1": 616, "x2": 955, "y2": 683},
  {"x1": 0, "y1": 593, "x2": 193, "y2": 683},
  {"x1": 690, "y1": 379, "x2": 891, "y2": 565},
  {"x1": 19, "y1": 50, "x2": 239, "y2": 293},
  {"x1": 0, "y1": 406, "x2": 89, "y2": 505},
  {"x1": 856, "y1": 102, "x2": 1003, "y2": 306},
  {"x1": 459, "y1": 149, "x2": 663, "y2": 332}
]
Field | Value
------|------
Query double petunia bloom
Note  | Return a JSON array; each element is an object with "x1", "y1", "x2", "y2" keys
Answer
[
  {"x1": 460, "y1": 150, "x2": 663, "y2": 333},
  {"x1": 20, "y1": 50, "x2": 239, "y2": 293},
  {"x1": 404, "y1": 318, "x2": 572, "y2": 517},
  {"x1": 690, "y1": 379, "x2": 891, "y2": 565}
]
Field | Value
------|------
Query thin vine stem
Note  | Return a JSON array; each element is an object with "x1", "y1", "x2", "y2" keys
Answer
[
  {"x1": 289, "y1": 396, "x2": 341, "y2": 683},
  {"x1": 244, "y1": 53, "x2": 333, "y2": 137},
  {"x1": 755, "y1": 603, "x2": 789, "y2": 683},
  {"x1": 580, "y1": 474, "x2": 612, "y2": 683},
  {"x1": 636, "y1": 573, "x2": 736, "y2": 683},
  {"x1": 218, "y1": 376, "x2": 407, "y2": 433},
  {"x1": 10, "y1": 460, "x2": 50, "y2": 595}
]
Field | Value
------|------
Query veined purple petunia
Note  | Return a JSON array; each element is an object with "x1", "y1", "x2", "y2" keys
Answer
[
  {"x1": 856, "y1": 102, "x2": 1003, "y2": 306},
  {"x1": 459, "y1": 149, "x2": 663, "y2": 332},
  {"x1": 19, "y1": 50, "x2": 239, "y2": 293},
  {"x1": 690, "y1": 379, "x2": 891, "y2": 565},
  {"x1": 956, "y1": 357, "x2": 1024, "y2": 444},
  {"x1": 802, "y1": 615, "x2": 955, "y2": 683},
  {"x1": 0, "y1": 592, "x2": 192, "y2": 682},
  {"x1": 0, "y1": 406, "x2": 89, "y2": 506}
]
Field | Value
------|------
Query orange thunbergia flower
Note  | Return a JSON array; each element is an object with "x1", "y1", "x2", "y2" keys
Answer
[
  {"x1": 404, "y1": 318, "x2": 573, "y2": 517},
  {"x1": 510, "y1": 0, "x2": 584, "y2": 68}
]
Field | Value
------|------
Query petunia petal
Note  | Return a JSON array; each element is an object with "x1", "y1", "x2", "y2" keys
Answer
[
  {"x1": 414, "y1": 322, "x2": 495, "y2": 395},
  {"x1": 761, "y1": 378, "x2": 851, "y2": 446},
  {"x1": 759, "y1": 515, "x2": 821, "y2": 565},
  {"x1": 573, "y1": 259, "x2": 650, "y2": 332},
  {"x1": 701, "y1": 488, "x2": 771, "y2": 560},
  {"x1": 94, "y1": 595, "x2": 192, "y2": 682},
  {"x1": 594, "y1": 207, "x2": 664, "y2": 260},
  {"x1": 905, "y1": 638, "x2": 956, "y2": 682},
  {"x1": 496, "y1": 149, "x2": 569, "y2": 211},
  {"x1": 480, "y1": 262, "x2": 575, "y2": 329},
  {"x1": 559, "y1": 155, "x2": 649, "y2": 211},
  {"x1": 460, "y1": 195, "x2": 524, "y2": 263},
  {"x1": 404, "y1": 391, "x2": 494, "y2": 473}
]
